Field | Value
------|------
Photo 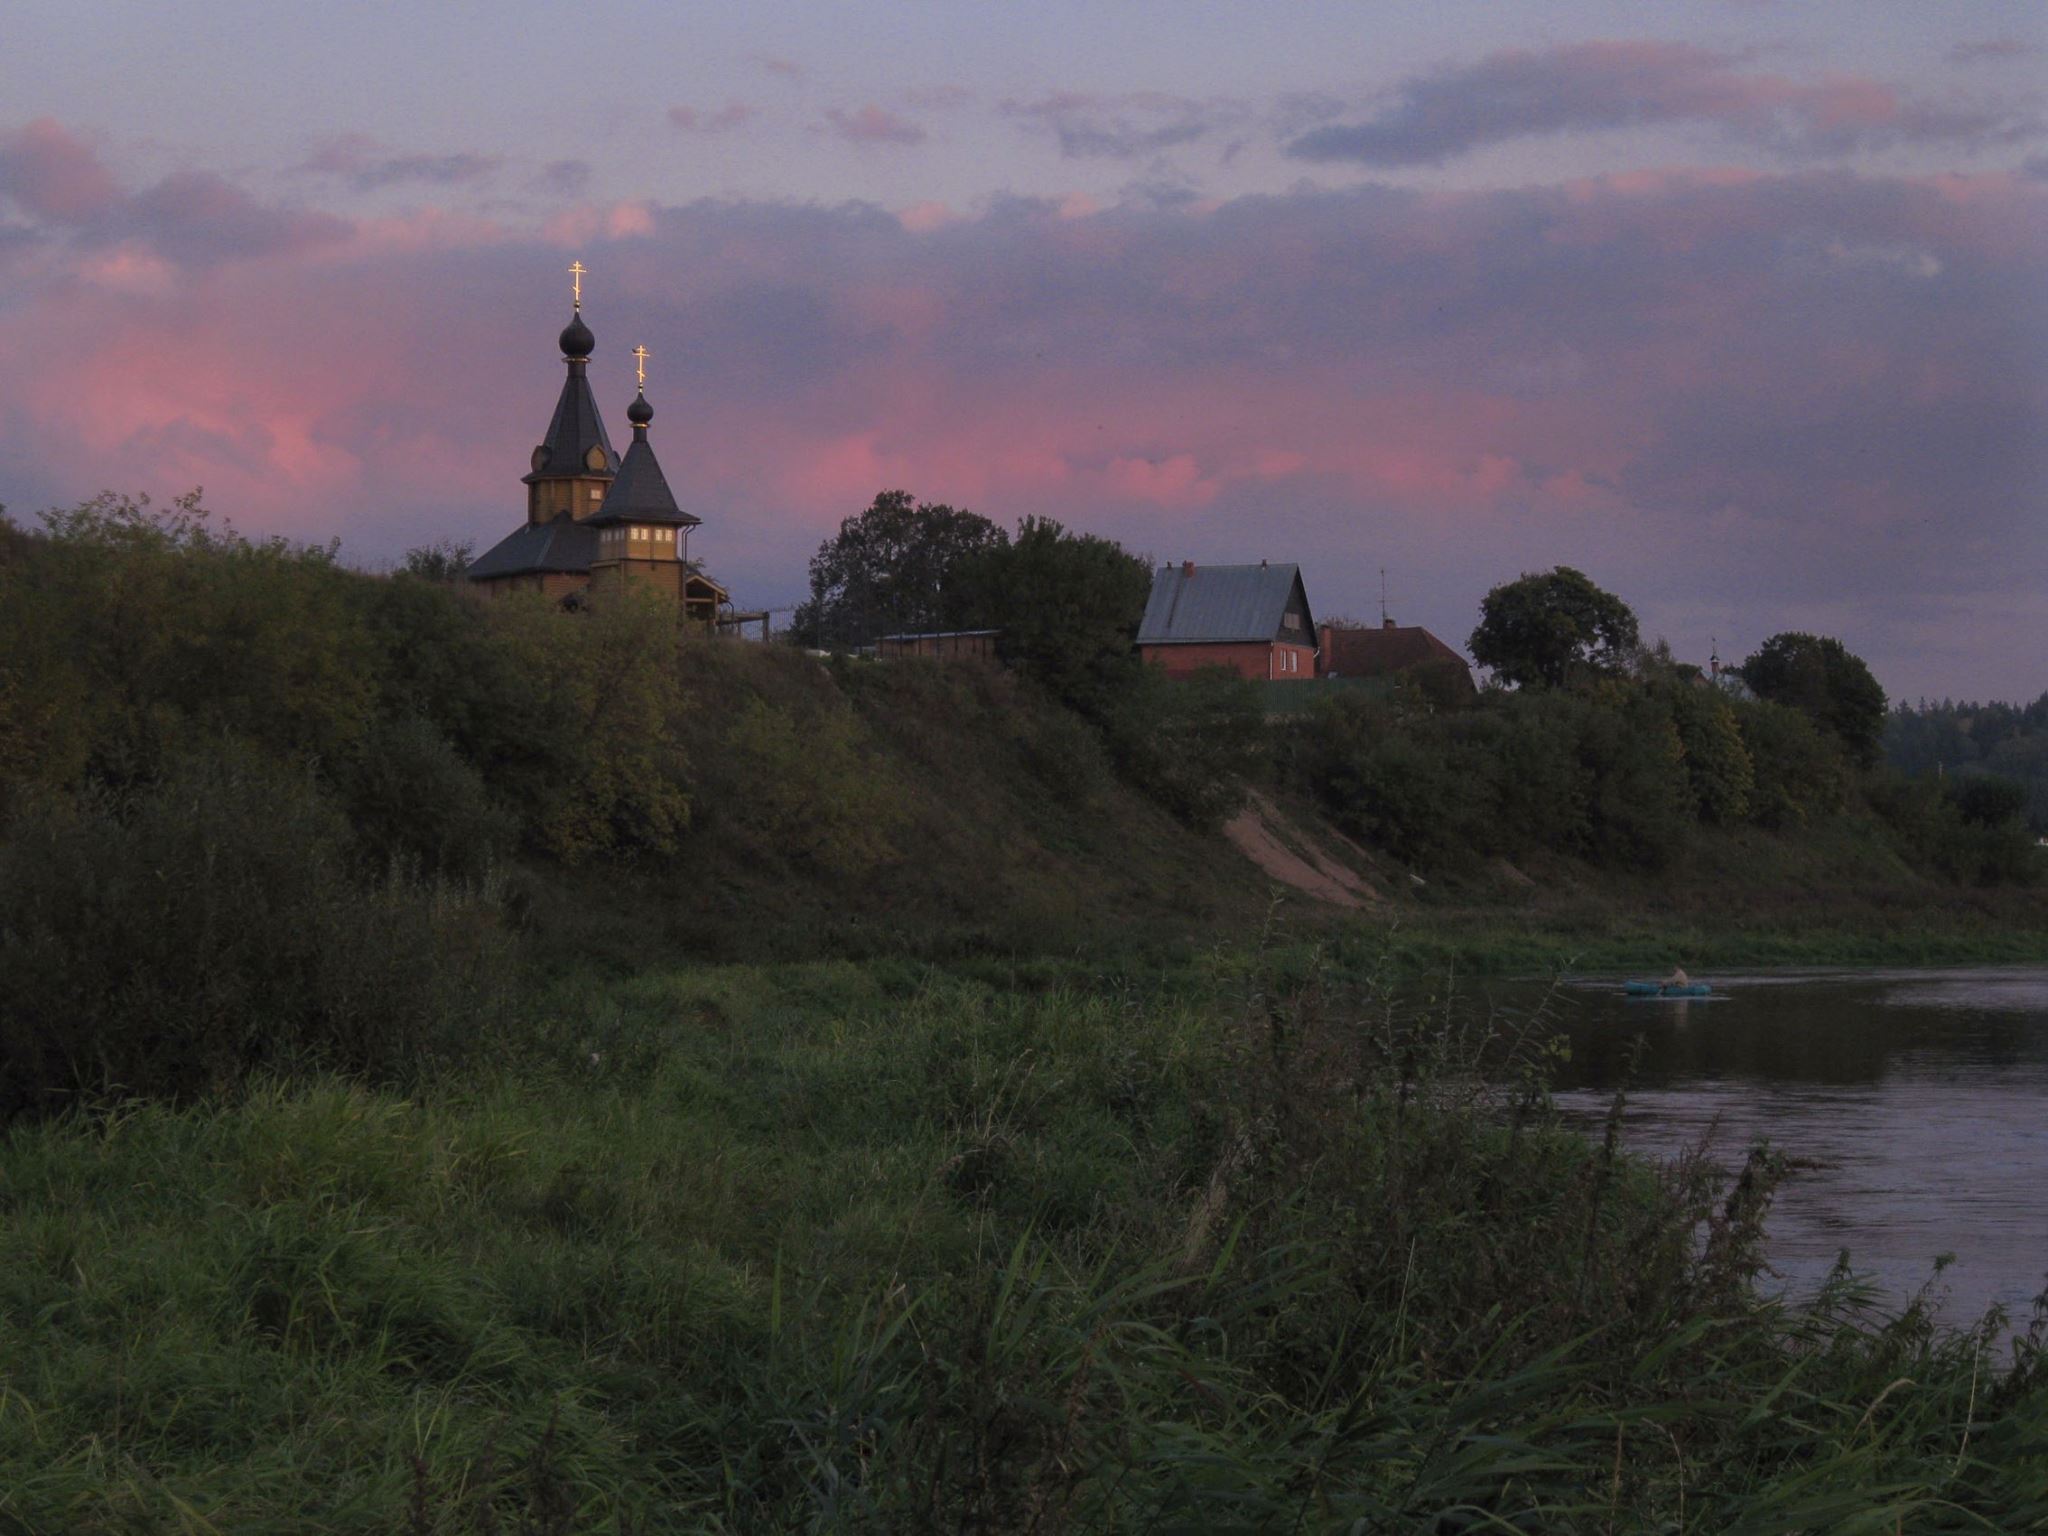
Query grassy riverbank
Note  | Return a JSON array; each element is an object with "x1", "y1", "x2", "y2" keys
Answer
[
  {"x1": 6, "y1": 505, "x2": 2048, "y2": 1530},
  {"x1": 4, "y1": 955, "x2": 2045, "y2": 1532},
  {"x1": 1363, "y1": 896, "x2": 2048, "y2": 978}
]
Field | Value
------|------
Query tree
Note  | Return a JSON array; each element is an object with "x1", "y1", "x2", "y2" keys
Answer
[
  {"x1": 1739, "y1": 632, "x2": 1887, "y2": 768},
  {"x1": 789, "y1": 490, "x2": 1006, "y2": 649},
  {"x1": 401, "y1": 539, "x2": 475, "y2": 583},
  {"x1": 956, "y1": 516, "x2": 1152, "y2": 718},
  {"x1": 1468, "y1": 567, "x2": 1639, "y2": 689},
  {"x1": 1665, "y1": 682, "x2": 1754, "y2": 825}
]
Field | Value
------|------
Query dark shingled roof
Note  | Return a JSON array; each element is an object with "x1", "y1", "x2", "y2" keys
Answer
[
  {"x1": 588, "y1": 420, "x2": 701, "y2": 528},
  {"x1": 523, "y1": 354, "x2": 617, "y2": 484},
  {"x1": 466, "y1": 514, "x2": 598, "y2": 581},
  {"x1": 1138, "y1": 563, "x2": 1314, "y2": 645},
  {"x1": 1320, "y1": 624, "x2": 1471, "y2": 680}
]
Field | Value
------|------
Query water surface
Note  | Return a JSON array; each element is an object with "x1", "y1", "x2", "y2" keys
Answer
[{"x1": 1485, "y1": 967, "x2": 2048, "y2": 1324}]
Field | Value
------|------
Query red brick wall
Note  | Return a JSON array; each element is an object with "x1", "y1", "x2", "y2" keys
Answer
[{"x1": 1141, "y1": 642, "x2": 1317, "y2": 681}]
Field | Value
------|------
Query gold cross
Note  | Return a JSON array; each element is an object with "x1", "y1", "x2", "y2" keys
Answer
[
  {"x1": 632, "y1": 344, "x2": 649, "y2": 390},
  {"x1": 568, "y1": 260, "x2": 586, "y2": 310}
]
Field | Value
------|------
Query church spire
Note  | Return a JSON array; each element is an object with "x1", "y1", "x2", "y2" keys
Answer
[
  {"x1": 523, "y1": 259, "x2": 616, "y2": 517},
  {"x1": 590, "y1": 351, "x2": 698, "y2": 531}
]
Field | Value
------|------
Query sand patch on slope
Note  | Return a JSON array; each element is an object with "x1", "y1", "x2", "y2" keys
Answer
[{"x1": 1223, "y1": 792, "x2": 1384, "y2": 908}]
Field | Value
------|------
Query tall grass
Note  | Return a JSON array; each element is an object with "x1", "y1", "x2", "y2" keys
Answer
[
  {"x1": 0, "y1": 749, "x2": 513, "y2": 1117},
  {"x1": 2, "y1": 953, "x2": 2041, "y2": 1530}
]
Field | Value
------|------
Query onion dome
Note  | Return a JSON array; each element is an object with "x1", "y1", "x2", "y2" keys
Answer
[
  {"x1": 559, "y1": 309, "x2": 595, "y2": 359},
  {"x1": 589, "y1": 384, "x2": 699, "y2": 530}
]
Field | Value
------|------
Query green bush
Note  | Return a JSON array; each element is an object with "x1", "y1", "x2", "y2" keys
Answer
[
  {"x1": 1104, "y1": 667, "x2": 1265, "y2": 830},
  {"x1": 1491, "y1": 693, "x2": 1592, "y2": 853},
  {"x1": 483, "y1": 589, "x2": 694, "y2": 861},
  {"x1": 1666, "y1": 681, "x2": 1754, "y2": 824},
  {"x1": 1578, "y1": 691, "x2": 1694, "y2": 869},
  {"x1": 1294, "y1": 693, "x2": 1474, "y2": 864},
  {"x1": 1736, "y1": 697, "x2": 1849, "y2": 829},
  {"x1": 718, "y1": 697, "x2": 902, "y2": 875},
  {"x1": 0, "y1": 749, "x2": 513, "y2": 1118},
  {"x1": 334, "y1": 713, "x2": 515, "y2": 881},
  {"x1": 1869, "y1": 771, "x2": 2041, "y2": 887}
]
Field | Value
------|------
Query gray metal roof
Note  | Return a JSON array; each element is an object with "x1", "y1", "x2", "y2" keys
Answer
[
  {"x1": 522, "y1": 359, "x2": 617, "y2": 484},
  {"x1": 1137, "y1": 563, "x2": 1313, "y2": 644},
  {"x1": 466, "y1": 515, "x2": 598, "y2": 581},
  {"x1": 588, "y1": 426, "x2": 700, "y2": 528}
]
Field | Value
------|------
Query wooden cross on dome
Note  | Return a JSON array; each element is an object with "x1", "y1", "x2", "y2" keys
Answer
[
  {"x1": 568, "y1": 260, "x2": 586, "y2": 310},
  {"x1": 632, "y1": 344, "x2": 649, "y2": 390}
]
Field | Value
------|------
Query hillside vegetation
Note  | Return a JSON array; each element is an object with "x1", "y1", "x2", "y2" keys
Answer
[
  {"x1": 2, "y1": 493, "x2": 2043, "y2": 1110},
  {"x1": 3, "y1": 496, "x2": 2048, "y2": 1529}
]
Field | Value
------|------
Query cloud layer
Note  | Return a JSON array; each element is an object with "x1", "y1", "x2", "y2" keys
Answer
[
  {"x1": 1287, "y1": 42, "x2": 2038, "y2": 165},
  {"x1": 0, "y1": 115, "x2": 2044, "y2": 699}
]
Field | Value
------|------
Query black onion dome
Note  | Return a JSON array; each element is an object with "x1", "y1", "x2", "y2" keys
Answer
[
  {"x1": 558, "y1": 310, "x2": 595, "y2": 359},
  {"x1": 626, "y1": 390, "x2": 653, "y2": 427}
]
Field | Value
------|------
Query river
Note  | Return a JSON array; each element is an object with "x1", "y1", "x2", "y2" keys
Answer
[{"x1": 1490, "y1": 966, "x2": 2048, "y2": 1327}]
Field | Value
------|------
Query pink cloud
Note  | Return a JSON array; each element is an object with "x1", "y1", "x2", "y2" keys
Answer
[
  {"x1": 668, "y1": 102, "x2": 755, "y2": 135},
  {"x1": 1103, "y1": 453, "x2": 1221, "y2": 507},
  {"x1": 0, "y1": 121, "x2": 349, "y2": 267},
  {"x1": 895, "y1": 200, "x2": 959, "y2": 233},
  {"x1": 0, "y1": 151, "x2": 2042, "y2": 699},
  {"x1": 540, "y1": 200, "x2": 655, "y2": 246},
  {"x1": 0, "y1": 118, "x2": 120, "y2": 222},
  {"x1": 823, "y1": 105, "x2": 927, "y2": 147}
]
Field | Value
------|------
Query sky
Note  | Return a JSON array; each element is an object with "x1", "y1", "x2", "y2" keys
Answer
[{"x1": 1, "y1": 0, "x2": 2044, "y2": 700}]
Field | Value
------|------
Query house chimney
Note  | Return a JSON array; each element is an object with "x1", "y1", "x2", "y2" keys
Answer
[
  {"x1": 1182, "y1": 559, "x2": 1195, "y2": 578},
  {"x1": 1383, "y1": 617, "x2": 1397, "y2": 630}
]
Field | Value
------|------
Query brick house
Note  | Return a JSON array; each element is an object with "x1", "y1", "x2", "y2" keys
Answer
[
  {"x1": 467, "y1": 288, "x2": 727, "y2": 628},
  {"x1": 1318, "y1": 619, "x2": 1475, "y2": 698},
  {"x1": 1138, "y1": 562, "x2": 1318, "y2": 681}
]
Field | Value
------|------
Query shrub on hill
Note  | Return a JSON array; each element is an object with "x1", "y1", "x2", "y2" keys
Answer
[
  {"x1": 1732, "y1": 697, "x2": 1849, "y2": 830},
  {"x1": 0, "y1": 497, "x2": 696, "y2": 866},
  {"x1": 1101, "y1": 667, "x2": 1267, "y2": 831},
  {"x1": 716, "y1": 697, "x2": 903, "y2": 877},
  {"x1": 0, "y1": 748, "x2": 511, "y2": 1118},
  {"x1": 1286, "y1": 684, "x2": 1698, "y2": 871}
]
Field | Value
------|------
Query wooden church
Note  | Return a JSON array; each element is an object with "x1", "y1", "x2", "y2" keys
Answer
[{"x1": 466, "y1": 267, "x2": 727, "y2": 625}]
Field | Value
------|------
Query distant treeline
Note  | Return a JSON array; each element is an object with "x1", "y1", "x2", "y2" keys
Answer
[{"x1": 1887, "y1": 695, "x2": 2048, "y2": 834}]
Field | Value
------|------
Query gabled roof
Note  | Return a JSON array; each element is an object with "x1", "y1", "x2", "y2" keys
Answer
[
  {"x1": 588, "y1": 429, "x2": 700, "y2": 528},
  {"x1": 523, "y1": 360, "x2": 617, "y2": 484},
  {"x1": 466, "y1": 514, "x2": 598, "y2": 581},
  {"x1": 1320, "y1": 624, "x2": 1471, "y2": 679},
  {"x1": 1138, "y1": 563, "x2": 1313, "y2": 645}
]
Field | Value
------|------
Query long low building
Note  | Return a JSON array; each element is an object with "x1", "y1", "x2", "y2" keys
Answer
[{"x1": 1137, "y1": 561, "x2": 1318, "y2": 681}]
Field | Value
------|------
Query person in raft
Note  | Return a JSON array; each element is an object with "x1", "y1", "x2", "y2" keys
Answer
[{"x1": 1664, "y1": 966, "x2": 1690, "y2": 987}]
